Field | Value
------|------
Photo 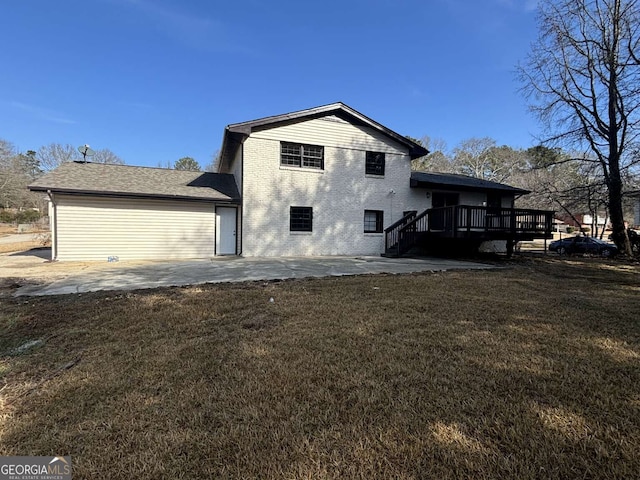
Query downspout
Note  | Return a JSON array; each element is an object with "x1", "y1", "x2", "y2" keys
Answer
[
  {"x1": 238, "y1": 141, "x2": 243, "y2": 256},
  {"x1": 46, "y1": 190, "x2": 58, "y2": 261}
]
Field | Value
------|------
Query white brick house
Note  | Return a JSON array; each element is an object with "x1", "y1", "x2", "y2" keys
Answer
[
  {"x1": 217, "y1": 103, "x2": 430, "y2": 256},
  {"x1": 30, "y1": 102, "x2": 552, "y2": 261}
]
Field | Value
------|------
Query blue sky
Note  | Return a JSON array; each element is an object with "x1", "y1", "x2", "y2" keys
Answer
[{"x1": 1, "y1": 0, "x2": 540, "y2": 168}]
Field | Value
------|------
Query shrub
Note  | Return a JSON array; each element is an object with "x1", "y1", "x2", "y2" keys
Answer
[
  {"x1": 15, "y1": 210, "x2": 41, "y2": 223},
  {"x1": 566, "y1": 226, "x2": 575, "y2": 234},
  {"x1": 0, "y1": 210, "x2": 14, "y2": 223},
  {"x1": 0, "y1": 209, "x2": 41, "y2": 224},
  {"x1": 580, "y1": 226, "x2": 591, "y2": 234}
]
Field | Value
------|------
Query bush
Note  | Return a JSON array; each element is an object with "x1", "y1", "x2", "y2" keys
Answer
[
  {"x1": 15, "y1": 210, "x2": 41, "y2": 223},
  {"x1": 566, "y1": 226, "x2": 575, "y2": 234},
  {"x1": 0, "y1": 209, "x2": 41, "y2": 224},
  {"x1": 0, "y1": 210, "x2": 14, "y2": 223},
  {"x1": 580, "y1": 226, "x2": 591, "y2": 234}
]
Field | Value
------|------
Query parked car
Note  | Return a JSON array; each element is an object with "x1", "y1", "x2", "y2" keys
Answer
[{"x1": 549, "y1": 236, "x2": 619, "y2": 257}]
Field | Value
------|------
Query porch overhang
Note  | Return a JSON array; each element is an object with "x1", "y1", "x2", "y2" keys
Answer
[{"x1": 410, "y1": 172, "x2": 530, "y2": 195}]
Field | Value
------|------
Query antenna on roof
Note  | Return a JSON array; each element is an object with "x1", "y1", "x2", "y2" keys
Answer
[{"x1": 78, "y1": 144, "x2": 95, "y2": 163}]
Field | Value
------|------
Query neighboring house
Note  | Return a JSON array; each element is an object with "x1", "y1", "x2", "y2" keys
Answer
[
  {"x1": 30, "y1": 102, "x2": 553, "y2": 261},
  {"x1": 556, "y1": 212, "x2": 609, "y2": 232}
]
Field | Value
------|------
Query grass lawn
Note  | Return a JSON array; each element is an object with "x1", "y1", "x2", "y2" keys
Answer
[{"x1": 0, "y1": 256, "x2": 638, "y2": 479}]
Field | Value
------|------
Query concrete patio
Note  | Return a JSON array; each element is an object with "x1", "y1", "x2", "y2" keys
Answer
[{"x1": 11, "y1": 254, "x2": 494, "y2": 297}]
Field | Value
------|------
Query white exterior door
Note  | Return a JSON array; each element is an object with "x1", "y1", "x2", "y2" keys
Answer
[{"x1": 216, "y1": 207, "x2": 237, "y2": 255}]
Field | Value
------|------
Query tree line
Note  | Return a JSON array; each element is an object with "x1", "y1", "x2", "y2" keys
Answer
[
  {"x1": 0, "y1": 140, "x2": 126, "y2": 210},
  {"x1": 0, "y1": 139, "x2": 218, "y2": 211},
  {"x1": 414, "y1": 0, "x2": 640, "y2": 255},
  {"x1": 409, "y1": 135, "x2": 638, "y2": 239}
]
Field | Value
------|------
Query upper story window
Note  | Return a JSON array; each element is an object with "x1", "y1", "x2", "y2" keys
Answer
[
  {"x1": 366, "y1": 151, "x2": 385, "y2": 176},
  {"x1": 281, "y1": 142, "x2": 324, "y2": 169}
]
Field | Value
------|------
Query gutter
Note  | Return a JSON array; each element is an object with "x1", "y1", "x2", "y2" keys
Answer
[{"x1": 46, "y1": 190, "x2": 58, "y2": 261}]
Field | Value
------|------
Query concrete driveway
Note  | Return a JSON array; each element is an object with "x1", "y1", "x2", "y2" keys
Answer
[
  {"x1": 0, "y1": 233, "x2": 42, "y2": 244},
  {"x1": 11, "y1": 254, "x2": 493, "y2": 297}
]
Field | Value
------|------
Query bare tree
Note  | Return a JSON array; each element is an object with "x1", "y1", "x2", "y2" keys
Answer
[
  {"x1": 0, "y1": 145, "x2": 43, "y2": 209},
  {"x1": 452, "y1": 138, "x2": 496, "y2": 179},
  {"x1": 0, "y1": 139, "x2": 17, "y2": 208},
  {"x1": 452, "y1": 138, "x2": 526, "y2": 183},
  {"x1": 205, "y1": 150, "x2": 221, "y2": 172},
  {"x1": 36, "y1": 143, "x2": 81, "y2": 171},
  {"x1": 92, "y1": 148, "x2": 125, "y2": 165},
  {"x1": 519, "y1": 0, "x2": 640, "y2": 254},
  {"x1": 410, "y1": 136, "x2": 453, "y2": 172},
  {"x1": 0, "y1": 139, "x2": 14, "y2": 159},
  {"x1": 37, "y1": 143, "x2": 125, "y2": 170}
]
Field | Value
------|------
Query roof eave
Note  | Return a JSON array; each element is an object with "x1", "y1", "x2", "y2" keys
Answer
[
  {"x1": 224, "y1": 102, "x2": 429, "y2": 159},
  {"x1": 409, "y1": 178, "x2": 529, "y2": 195},
  {"x1": 29, "y1": 186, "x2": 240, "y2": 203},
  {"x1": 218, "y1": 128, "x2": 246, "y2": 173}
]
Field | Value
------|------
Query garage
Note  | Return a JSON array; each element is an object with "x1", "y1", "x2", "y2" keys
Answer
[{"x1": 29, "y1": 162, "x2": 240, "y2": 261}]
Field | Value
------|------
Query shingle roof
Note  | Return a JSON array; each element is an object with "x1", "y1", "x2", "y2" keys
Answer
[
  {"x1": 410, "y1": 171, "x2": 530, "y2": 195},
  {"x1": 29, "y1": 162, "x2": 240, "y2": 203}
]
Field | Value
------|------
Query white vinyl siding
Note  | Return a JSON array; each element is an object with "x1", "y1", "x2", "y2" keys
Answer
[
  {"x1": 54, "y1": 195, "x2": 215, "y2": 261},
  {"x1": 252, "y1": 116, "x2": 408, "y2": 156}
]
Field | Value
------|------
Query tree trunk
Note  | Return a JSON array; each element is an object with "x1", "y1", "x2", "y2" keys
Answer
[
  {"x1": 608, "y1": 174, "x2": 632, "y2": 254},
  {"x1": 606, "y1": 1, "x2": 633, "y2": 256}
]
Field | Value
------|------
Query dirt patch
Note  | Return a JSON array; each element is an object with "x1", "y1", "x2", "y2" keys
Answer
[
  {"x1": 0, "y1": 224, "x2": 49, "y2": 237},
  {"x1": 0, "y1": 241, "x2": 46, "y2": 255},
  {"x1": 0, "y1": 249, "x2": 158, "y2": 296},
  {"x1": 0, "y1": 277, "x2": 44, "y2": 298}
]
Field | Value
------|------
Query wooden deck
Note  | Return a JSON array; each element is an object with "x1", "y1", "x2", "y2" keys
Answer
[{"x1": 385, "y1": 206, "x2": 554, "y2": 257}]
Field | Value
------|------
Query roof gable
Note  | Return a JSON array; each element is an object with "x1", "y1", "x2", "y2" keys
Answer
[
  {"x1": 29, "y1": 162, "x2": 240, "y2": 203},
  {"x1": 219, "y1": 103, "x2": 428, "y2": 171}
]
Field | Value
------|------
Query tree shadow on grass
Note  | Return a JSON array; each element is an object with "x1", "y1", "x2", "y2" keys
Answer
[{"x1": 0, "y1": 265, "x2": 638, "y2": 479}]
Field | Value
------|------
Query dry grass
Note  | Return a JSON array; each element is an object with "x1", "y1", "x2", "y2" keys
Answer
[
  {"x1": 0, "y1": 241, "x2": 45, "y2": 254},
  {"x1": 0, "y1": 256, "x2": 638, "y2": 479}
]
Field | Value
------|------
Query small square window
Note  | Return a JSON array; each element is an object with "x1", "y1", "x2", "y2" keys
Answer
[
  {"x1": 290, "y1": 206, "x2": 313, "y2": 232},
  {"x1": 364, "y1": 210, "x2": 384, "y2": 233},
  {"x1": 366, "y1": 151, "x2": 385, "y2": 176}
]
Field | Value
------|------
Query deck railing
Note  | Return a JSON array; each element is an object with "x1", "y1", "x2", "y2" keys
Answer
[
  {"x1": 384, "y1": 211, "x2": 416, "y2": 254},
  {"x1": 385, "y1": 205, "x2": 554, "y2": 256},
  {"x1": 447, "y1": 206, "x2": 554, "y2": 237}
]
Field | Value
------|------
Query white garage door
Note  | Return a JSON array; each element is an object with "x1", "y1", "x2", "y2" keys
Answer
[{"x1": 54, "y1": 195, "x2": 215, "y2": 261}]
